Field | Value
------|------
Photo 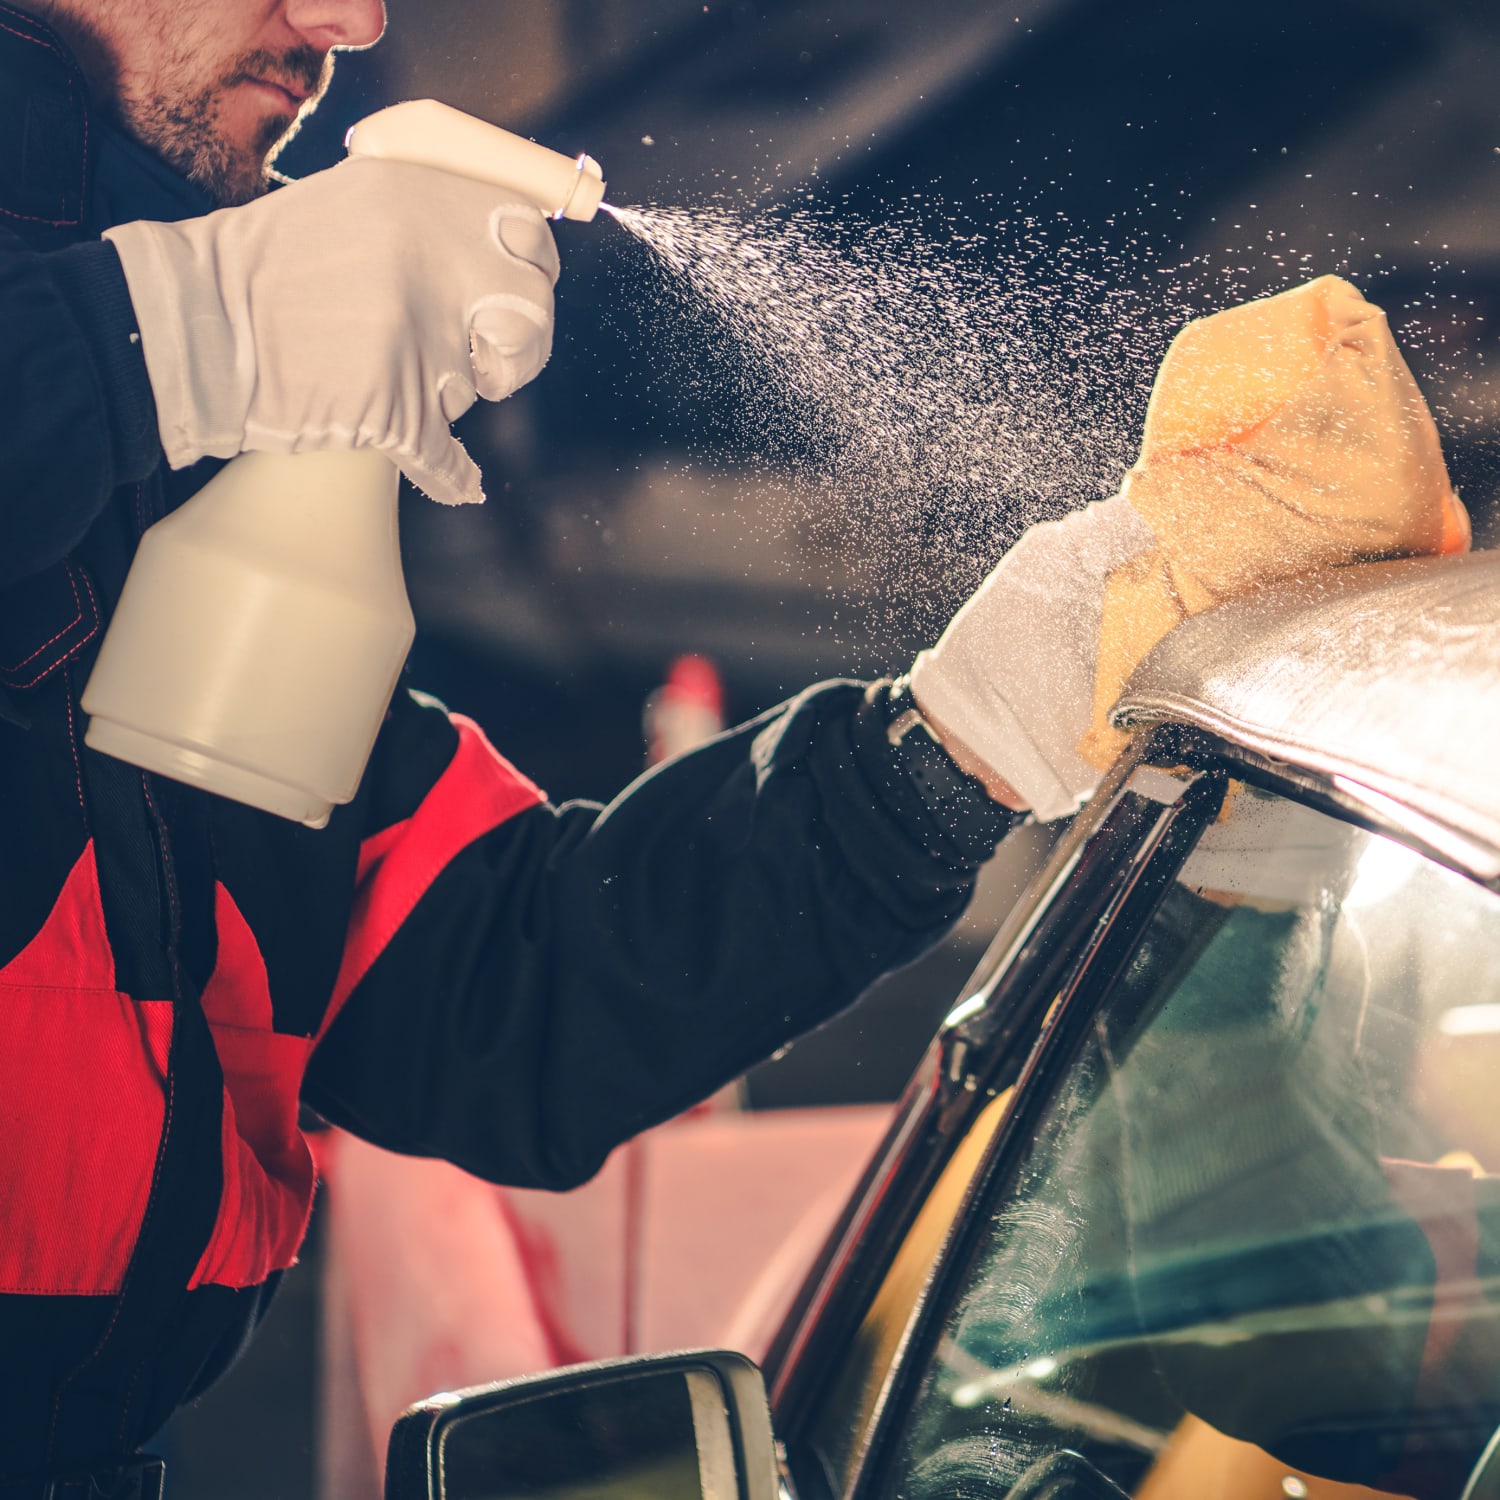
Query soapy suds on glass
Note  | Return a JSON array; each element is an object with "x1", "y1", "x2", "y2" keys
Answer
[{"x1": 593, "y1": 190, "x2": 1489, "y2": 629}]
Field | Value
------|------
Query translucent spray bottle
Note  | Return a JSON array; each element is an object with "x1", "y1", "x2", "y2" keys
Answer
[{"x1": 81, "y1": 102, "x2": 605, "y2": 829}]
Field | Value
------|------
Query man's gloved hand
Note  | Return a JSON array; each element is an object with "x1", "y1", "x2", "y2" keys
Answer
[
  {"x1": 911, "y1": 275, "x2": 1469, "y2": 821},
  {"x1": 909, "y1": 495, "x2": 1158, "y2": 819},
  {"x1": 103, "y1": 156, "x2": 560, "y2": 507}
]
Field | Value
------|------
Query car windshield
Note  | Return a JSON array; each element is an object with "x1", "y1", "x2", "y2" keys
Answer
[{"x1": 881, "y1": 783, "x2": 1500, "y2": 1500}]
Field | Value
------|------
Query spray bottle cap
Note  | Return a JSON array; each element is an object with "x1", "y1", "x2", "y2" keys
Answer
[{"x1": 346, "y1": 100, "x2": 606, "y2": 222}]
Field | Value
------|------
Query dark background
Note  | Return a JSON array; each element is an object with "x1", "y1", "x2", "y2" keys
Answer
[{"x1": 162, "y1": 0, "x2": 1500, "y2": 1488}]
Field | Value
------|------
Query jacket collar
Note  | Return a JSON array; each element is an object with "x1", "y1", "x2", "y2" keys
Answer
[
  {"x1": 88, "y1": 108, "x2": 216, "y2": 231},
  {"x1": 0, "y1": 0, "x2": 212, "y2": 235}
]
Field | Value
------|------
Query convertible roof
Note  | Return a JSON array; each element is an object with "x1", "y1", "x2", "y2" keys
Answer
[{"x1": 1112, "y1": 550, "x2": 1500, "y2": 876}]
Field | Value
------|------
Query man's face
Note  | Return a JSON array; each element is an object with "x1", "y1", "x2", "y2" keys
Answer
[{"x1": 61, "y1": 0, "x2": 386, "y2": 205}]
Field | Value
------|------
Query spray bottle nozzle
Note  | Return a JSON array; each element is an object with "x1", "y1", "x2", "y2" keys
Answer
[{"x1": 552, "y1": 153, "x2": 605, "y2": 221}]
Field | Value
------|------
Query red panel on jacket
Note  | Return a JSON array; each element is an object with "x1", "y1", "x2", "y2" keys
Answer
[
  {"x1": 192, "y1": 716, "x2": 543, "y2": 1289},
  {"x1": 0, "y1": 842, "x2": 172, "y2": 1294}
]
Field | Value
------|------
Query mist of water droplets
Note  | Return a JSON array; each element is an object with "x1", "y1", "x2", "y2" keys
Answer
[
  {"x1": 597, "y1": 189, "x2": 1492, "y2": 632},
  {"x1": 605, "y1": 198, "x2": 1167, "y2": 546}
]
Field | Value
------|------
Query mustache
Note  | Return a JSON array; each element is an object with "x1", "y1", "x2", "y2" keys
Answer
[{"x1": 223, "y1": 45, "x2": 329, "y2": 100}]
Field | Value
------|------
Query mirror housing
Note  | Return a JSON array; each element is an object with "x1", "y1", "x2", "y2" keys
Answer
[{"x1": 384, "y1": 1349, "x2": 779, "y2": 1500}]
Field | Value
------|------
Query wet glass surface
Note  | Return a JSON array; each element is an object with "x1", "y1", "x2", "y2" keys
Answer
[{"x1": 883, "y1": 785, "x2": 1500, "y2": 1500}]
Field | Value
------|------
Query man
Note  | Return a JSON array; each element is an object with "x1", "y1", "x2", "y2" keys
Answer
[{"x1": 0, "y1": 0, "x2": 1464, "y2": 1483}]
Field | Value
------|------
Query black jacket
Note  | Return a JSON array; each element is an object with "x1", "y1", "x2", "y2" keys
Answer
[{"x1": 0, "y1": 5, "x2": 1013, "y2": 1476}]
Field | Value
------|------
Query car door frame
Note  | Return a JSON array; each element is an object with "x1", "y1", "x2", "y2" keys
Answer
[
  {"x1": 764, "y1": 719, "x2": 1500, "y2": 1500},
  {"x1": 763, "y1": 728, "x2": 1223, "y2": 1498}
]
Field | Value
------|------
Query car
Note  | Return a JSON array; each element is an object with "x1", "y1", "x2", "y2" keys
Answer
[{"x1": 378, "y1": 549, "x2": 1500, "y2": 1500}]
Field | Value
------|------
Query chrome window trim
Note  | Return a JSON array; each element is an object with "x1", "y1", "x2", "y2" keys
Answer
[{"x1": 1167, "y1": 725, "x2": 1500, "y2": 893}]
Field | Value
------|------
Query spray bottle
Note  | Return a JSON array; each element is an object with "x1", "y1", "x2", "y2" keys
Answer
[{"x1": 80, "y1": 102, "x2": 605, "y2": 829}]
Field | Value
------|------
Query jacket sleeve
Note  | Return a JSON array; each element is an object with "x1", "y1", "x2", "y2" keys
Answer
[
  {"x1": 0, "y1": 230, "x2": 160, "y2": 586},
  {"x1": 301, "y1": 679, "x2": 1016, "y2": 1190}
]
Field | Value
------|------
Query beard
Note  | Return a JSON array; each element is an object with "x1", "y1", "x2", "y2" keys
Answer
[{"x1": 125, "y1": 44, "x2": 331, "y2": 206}]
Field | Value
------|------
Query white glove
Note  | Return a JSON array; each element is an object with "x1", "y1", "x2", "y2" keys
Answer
[
  {"x1": 103, "y1": 156, "x2": 560, "y2": 507},
  {"x1": 912, "y1": 277, "x2": 1467, "y2": 824},
  {"x1": 909, "y1": 495, "x2": 1156, "y2": 823}
]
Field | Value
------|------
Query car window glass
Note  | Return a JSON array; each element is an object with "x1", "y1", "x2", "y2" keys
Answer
[
  {"x1": 878, "y1": 786, "x2": 1500, "y2": 1500},
  {"x1": 808, "y1": 1088, "x2": 1014, "y2": 1491}
]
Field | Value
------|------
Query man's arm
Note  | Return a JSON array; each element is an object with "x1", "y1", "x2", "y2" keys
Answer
[
  {"x1": 301, "y1": 680, "x2": 1016, "y2": 1191},
  {"x1": 0, "y1": 230, "x2": 160, "y2": 586}
]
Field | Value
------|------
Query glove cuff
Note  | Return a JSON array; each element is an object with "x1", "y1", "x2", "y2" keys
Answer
[
  {"x1": 104, "y1": 215, "x2": 248, "y2": 470},
  {"x1": 910, "y1": 651, "x2": 1081, "y2": 822},
  {"x1": 910, "y1": 494, "x2": 1158, "y2": 823},
  {"x1": 875, "y1": 677, "x2": 1020, "y2": 858}
]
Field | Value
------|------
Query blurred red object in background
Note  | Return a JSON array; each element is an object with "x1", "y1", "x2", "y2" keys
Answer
[{"x1": 644, "y1": 654, "x2": 725, "y2": 767}]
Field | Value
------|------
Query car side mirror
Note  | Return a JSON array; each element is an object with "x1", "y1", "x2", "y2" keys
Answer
[{"x1": 384, "y1": 1350, "x2": 779, "y2": 1500}]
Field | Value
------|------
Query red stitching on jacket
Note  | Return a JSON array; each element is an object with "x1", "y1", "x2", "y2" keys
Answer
[
  {"x1": 1, "y1": 565, "x2": 82, "y2": 672},
  {"x1": 0, "y1": 563, "x2": 100, "y2": 689},
  {"x1": 75, "y1": 562, "x2": 100, "y2": 642},
  {"x1": 0, "y1": 12, "x2": 87, "y2": 227},
  {"x1": 0, "y1": 17, "x2": 70, "y2": 66},
  {"x1": 61, "y1": 664, "x2": 88, "y2": 826},
  {"x1": 141, "y1": 778, "x2": 182, "y2": 996},
  {"x1": 0, "y1": 203, "x2": 79, "y2": 228},
  {"x1": 0, "y1": 981, "x2": 118, "y2": 995}
]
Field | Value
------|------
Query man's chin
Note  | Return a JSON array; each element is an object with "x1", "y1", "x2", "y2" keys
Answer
[
  {"x1": 176, "y1": 142, "x2": 269, "y2": 206},
  {"x1": 126, "y1": 111, "x2": 273, "y2": 206},
  {"x1": 215, "y1": 161, "x2": 276, "y2": 206},
  {"x1": 201, "y1": 119, "x2": 297, "y2": 205}
]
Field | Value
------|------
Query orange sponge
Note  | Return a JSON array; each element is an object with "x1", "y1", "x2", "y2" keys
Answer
[{"x1": 1081, "y1": 275, "x2": 1469, "y2": 769}]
